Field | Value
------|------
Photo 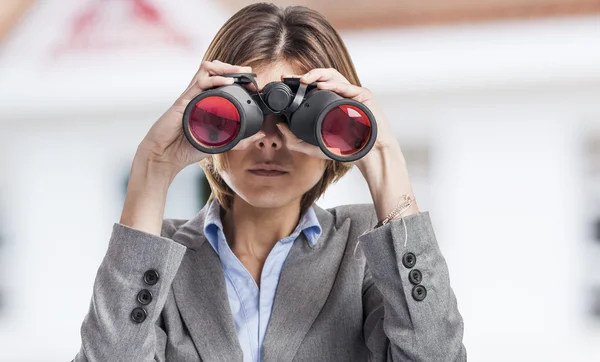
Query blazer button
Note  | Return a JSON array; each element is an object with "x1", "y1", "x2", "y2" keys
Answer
[
  {"x1": 131, "y1": 307, "x2": 147, "y2": 323},
  {"x1": 409, "y1": 269, "x2": 422, "y2": 285},
  {"x1": 143, "y1": 269, "x2": 160, "y2": 285},
  {"x1": 412, "y1": 285, "x2": 427, "y2": 301},
  {"x1": 402, "y1": 252, "x2": 416, "y2": 268},
  {"x1": 137, "y1": 289, "x2": 153, "y2": 305}
]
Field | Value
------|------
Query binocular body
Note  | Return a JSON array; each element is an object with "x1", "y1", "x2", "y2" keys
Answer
[{"x1": 182, "y1": 73, "x2": 377, "y2": 162}]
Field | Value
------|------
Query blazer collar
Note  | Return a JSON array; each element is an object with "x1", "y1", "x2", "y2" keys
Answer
[
  {"x1": 169, "y1": 202, "x2": 350, "y2": 362},
  {"x1": 170, "y1": 201, "x2": 336, "y2": 251}
]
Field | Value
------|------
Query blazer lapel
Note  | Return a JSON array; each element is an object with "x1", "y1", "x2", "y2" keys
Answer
[
  {"x1": 170, "y1": 205, "x2": 243, "y2": 362},
  {"x1": 261, "y1": 204, "x2": 351, "y2": 362}
]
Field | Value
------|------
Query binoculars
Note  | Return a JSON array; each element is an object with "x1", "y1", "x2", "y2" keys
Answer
[{"x1": 182, "y1": 73, "x2": 377, "y2": 162}]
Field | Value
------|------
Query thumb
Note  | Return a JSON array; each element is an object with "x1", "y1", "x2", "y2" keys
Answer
[{"x1": 276, "y1": 122, "x2": 292, "y2": 135}]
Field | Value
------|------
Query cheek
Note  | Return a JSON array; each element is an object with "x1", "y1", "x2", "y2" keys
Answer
[
  {"x1": 295, "y1": 158, "x2": 327, "y2": 188},
  {"x1": 216, "y1": 151, "x2": 244, "y2": 184}
]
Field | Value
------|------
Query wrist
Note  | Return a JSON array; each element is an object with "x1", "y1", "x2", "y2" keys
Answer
[
  {"x1": 357, "y1": 144, "x2": 406, "y2": 189},
  {"x1": 357, "y1": 146, "x2": 420, "y2": 220},
  {"x1": 119, "y1": 154, "x2": 177, "y2": 235},
  {"x1": 133, "y1": 147, "x2": 181, "y2": 185}
]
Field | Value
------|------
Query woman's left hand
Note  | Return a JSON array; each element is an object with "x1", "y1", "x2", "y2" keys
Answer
[
  {"x1": 278, "y1": 68, "x2": 401, "y2": 167},
  {"x1": 278, "y1": 68, "x2": 420, "y2": 219}
]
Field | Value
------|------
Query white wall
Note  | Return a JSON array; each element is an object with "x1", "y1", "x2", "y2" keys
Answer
[{"x1": 0, "y1": 2, "x2": 599, "y2": 360}]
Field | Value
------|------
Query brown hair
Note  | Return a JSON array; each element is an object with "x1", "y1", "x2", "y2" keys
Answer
[{"x1": 200, "y1": 2, "x2": 361, "y2": 214}]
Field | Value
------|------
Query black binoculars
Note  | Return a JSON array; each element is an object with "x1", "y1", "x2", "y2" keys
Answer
[{"x1": 182, "y1": 73, "x2": 377, "y2": 162}]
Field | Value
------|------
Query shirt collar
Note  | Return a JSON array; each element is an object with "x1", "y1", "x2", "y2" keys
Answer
[{"x1": 203, "y1": 199, "x2": 322, "y2": 253}]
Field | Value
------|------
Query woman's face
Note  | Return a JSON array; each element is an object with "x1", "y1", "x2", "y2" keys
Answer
[{"x1": 219, "y1": 61, "x2": 327, "y2": 209}]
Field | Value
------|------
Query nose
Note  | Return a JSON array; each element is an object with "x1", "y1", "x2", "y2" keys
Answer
[{"x1": 254, "y1": 115, "x2": 283, "y2": 151}]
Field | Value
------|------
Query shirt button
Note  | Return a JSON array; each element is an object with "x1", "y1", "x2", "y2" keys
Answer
[
  {"x1": 402, "y1": 252, "x2": 416, "y2": 269},
  {"x1": 131, "y1": 307, "x2": 147, "y2": 323},
  {"x1": 137, "y1": 289, "x2": 153, "y2": 305},
  {"x1": 408, "y1": 269, "x2": 423, "y2": 285},
  {"x1": 412, "y1": 285, "x2": 427, "y2": 301},
  {"x1": 143, "y1": 269, "x2": 160, "y2": 285}
]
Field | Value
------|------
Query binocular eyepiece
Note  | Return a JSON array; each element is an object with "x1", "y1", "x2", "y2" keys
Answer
[{"x1": 182, "y1": 73, "x2": 377, "y2": 162}]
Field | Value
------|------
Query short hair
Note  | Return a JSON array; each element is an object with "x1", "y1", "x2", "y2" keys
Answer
[{"x1": 200, "y1": 3, "x2": 361, "y2": 213}]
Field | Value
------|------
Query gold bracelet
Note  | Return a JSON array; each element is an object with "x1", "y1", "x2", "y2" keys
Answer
[
  {"x1": 354, "y1": 194, "x2": 416, "y2": 259},
  {"x1": 375, "y1": 194, "x2": 414, "y2": 228}
]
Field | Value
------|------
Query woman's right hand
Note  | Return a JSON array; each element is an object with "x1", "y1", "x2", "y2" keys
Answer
[
  {"x1": 121, "y1": 60, "x2": 266, "y2": 235},
  {"x1": 136, "y1": 60, "x2": 265, "y2": 174}
]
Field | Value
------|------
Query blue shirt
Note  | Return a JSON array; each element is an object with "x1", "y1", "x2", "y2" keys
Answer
[{"x1": 203, "y1": 199, "x2": 322, "y2": 362}]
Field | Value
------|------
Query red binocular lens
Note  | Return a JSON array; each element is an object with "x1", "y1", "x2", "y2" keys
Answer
[
  {"x1": 182, "y1": 73, "x2": 377, "y2": 162},
  {"x1": 188, "y1": 96, "x2": 241, "y2": 148},
  {"x1": 321, "y1": 105, "x2": 371, "y2": 156}
]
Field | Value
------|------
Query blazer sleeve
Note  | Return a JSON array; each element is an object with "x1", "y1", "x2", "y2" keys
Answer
[
  {"x1": 359, "y1": 211, "x2": 467, "y2": 362},
  {"x1": 72, "y1": 222, "x2": 187, "y2": 362}
]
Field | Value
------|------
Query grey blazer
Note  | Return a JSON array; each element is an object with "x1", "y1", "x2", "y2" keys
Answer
[{"x1": 73, "y1": 203, "x2": 466, "y2": 362}]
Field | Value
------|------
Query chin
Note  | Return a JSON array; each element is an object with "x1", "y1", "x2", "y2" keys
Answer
[
  {"x1": 241, "y1": 190, "x2": 296, "y2": 209},
  {"x1": 221, "y1": 174, "x2": 312, "y2": 210}
]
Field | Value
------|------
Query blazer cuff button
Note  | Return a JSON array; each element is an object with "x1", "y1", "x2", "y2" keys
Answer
[
  {"x1": 137, "y1": 289, "x2": 153, "y2": 305},
  {"x1": 131, "y1": 307, "x2": 148, "y2": 323},
  {"x1": 409, "y1": 269, "x2": 422, "y2": 285},
  {"x1": 412, "y1": 285, "x2": 427, "y2": 301},
  {"x1": 143, "y1": 269, "x2": 160, "y2": 285},
  {"x1": 402, "y1": 252, "x2": 416, "y2": 269}
]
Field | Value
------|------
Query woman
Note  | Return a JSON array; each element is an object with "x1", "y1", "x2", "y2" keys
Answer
[{"x1": 74, "y1": 3, "x2": 466, "y2": 362}]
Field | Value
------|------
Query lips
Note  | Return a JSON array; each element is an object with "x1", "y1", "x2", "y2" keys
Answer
[
  {"x1": 248, "y1": 163, "x2": 289, "y2": 177},
  {"x1": 248, "y1": 169, "x2": 287, "y2": 177}
]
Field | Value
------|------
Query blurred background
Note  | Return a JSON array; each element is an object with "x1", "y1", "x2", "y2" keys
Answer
[{"x1": 0, "y1": 0, "x2": 599, "y2": 361}]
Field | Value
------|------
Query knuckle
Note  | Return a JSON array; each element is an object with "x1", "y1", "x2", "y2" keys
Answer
[
  {"x1": 196, "y1": 76, "x2": 214, "y2": 90},
  {"x1": 196, "y1": 73, "x2": 208, "y2": 82}
]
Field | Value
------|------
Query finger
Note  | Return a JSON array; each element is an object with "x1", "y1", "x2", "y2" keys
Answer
[
  {"x1": 180, "y1": 60, "x2": 249, "y2": 98},
  {"x1": 281, "y1": 73, "x2": 302, "y2": 80},
  {"x1": 185, "y1": 61, "x2": 233, "y2": 84},
  {"x1": 300, "y1": 68, "x2": 349, "y2": 85},
  {"x1": 185, "y1": 61, "x2": 251, "y2": 90},
  {"x1": 232, "y1": 130, "x2": 266, "y2": 151},
  {"x1": 275, "y1": 122, "x2": 297, "y2": 140},
  {"x1": 196, "y1": 75, "x2": 237, "y2": 91},
  {"x1": 317, "y1": 81, "x2": 371, "y2": 101},
  {"x1": 275, "y1": 122, "x2": 305, "y2": 150},
  {"x1": 178, "y1": 75, "x2": 234, "y2": 103},
  {"x1": 203, "y1": 60, "x2": 253, "y2": 76},
  {"x1": 210, "y1": 59, "x2": 251, "y2": 74},
  {"x1": 276, "y1": 123, "x2": 330, "y2": 159}
]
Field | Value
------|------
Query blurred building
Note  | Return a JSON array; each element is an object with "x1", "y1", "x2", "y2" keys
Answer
[{"x1": 0, "y1": 1, "x2": 599, "y2": 361}]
